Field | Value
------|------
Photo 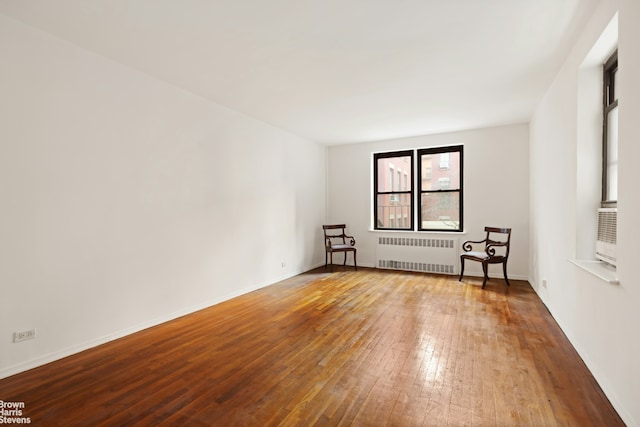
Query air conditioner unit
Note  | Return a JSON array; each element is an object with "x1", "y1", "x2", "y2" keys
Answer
[{"x1": 596, "y1": 207, "x2": 617, "y2": 266}]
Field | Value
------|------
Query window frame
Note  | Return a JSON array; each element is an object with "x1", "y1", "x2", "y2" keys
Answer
[
  {"x1": 602, "y1": 49, "x2": 618, "y2": 207},
  {"x1": 417, "y1": 145, "x2": 464, "y2": 232},
  {"x1": 373, "y1": 145, "x2": 463, "y2": 232},
  {"x1": 373, "y1": 150, "x2": 414, "y2": 231}
]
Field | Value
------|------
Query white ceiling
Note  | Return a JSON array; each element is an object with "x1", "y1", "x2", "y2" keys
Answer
[{"x1": 0, "y1": 0, "x2": 597, "y2": 144}]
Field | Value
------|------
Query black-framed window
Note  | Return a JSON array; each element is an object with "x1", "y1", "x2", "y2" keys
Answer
[
  {"x1": 602, "y1": 50, "x2": 618, "y2": 207},
  {"x1": 373, "y1": 145, "x2": 463, "y2": 232},
  {"x1": 418, "y1": 146, "x2": 463, "y2": 231},
  {"x1": 373, "y1": 150, "x2": 414, "y2": 230}
]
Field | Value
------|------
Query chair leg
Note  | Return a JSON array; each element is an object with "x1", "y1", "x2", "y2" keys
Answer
[
  {"x1": 330, "y1": 252, "x2": 333, "y2": 272},
  {"x1": 354, "y1": 250, "x2": 357, "y2": 270},
  {"x1": 325, "y1": 252, "x2": 328, "y2": 268},
  {"x1": 343, "y1": 252, "x2": 347, "y2": 266},
  {"x1": 503, "y1": 262, "x2": 511, "y2": 286},
  {"x1": 458, "y1": 258, "x2": 465, "y2": 281},
  {"x1": 481, "y1": 262, "x2": 489, "y2": 289}
]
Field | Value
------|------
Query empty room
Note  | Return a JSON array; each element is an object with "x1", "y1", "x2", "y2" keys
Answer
[{"x1": 1, "y1": 0, "x2": 639, "y2": 425}]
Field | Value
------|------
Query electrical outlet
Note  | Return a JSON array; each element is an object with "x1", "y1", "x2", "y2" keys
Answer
[
  {"x1": 13, "y1": 329, "x2": 36, "y2": 343},
  {"x1": 281, "y1": 261, "x2": 287, "y2": 268},
  {"x1": 542, "y1": 279, "x2": 547, "y2": 288}
]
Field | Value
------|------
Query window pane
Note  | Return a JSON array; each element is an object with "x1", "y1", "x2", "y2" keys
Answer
[
  {"x1": 376, "y1": 194, "x2": 411, "y2": 229},
  {"x1": 421, "y1": 192, "x2": 460, "y2": 230},
  {"x1": 439, "y1": 153, "x2": 450, "y2": 169},
  {"x1": 421, "y1": 152, "x2": 461, "y2": 190},
  {"x1": 377, "y1": 156, "x2": 412, "y2": 192},
  {"x1": 374, "y1": 150, "x2": 414, "y2": 230},
  {"x1": 606, "y1": 106, "x2": 619, "y2": 201}
]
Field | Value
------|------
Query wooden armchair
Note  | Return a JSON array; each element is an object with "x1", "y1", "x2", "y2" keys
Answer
[
  {"x1": 323, "y1": 224, "x2": 357, "y2": 272},
  {"x1": 459, "y1": 227, "x2": 511, "y2": 289}
]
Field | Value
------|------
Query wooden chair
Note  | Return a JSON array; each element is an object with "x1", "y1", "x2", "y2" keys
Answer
[
  {"x1": 459, "y1": 227, "x2": 511, "y2": 289},
  {"x1": 323, "y1": 224, "x2": 357, "y2": 272}
]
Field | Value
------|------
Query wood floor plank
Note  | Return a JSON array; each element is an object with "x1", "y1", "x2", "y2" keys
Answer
[{"x1": 0, "y1": 268, "x2": 625, "y2": 426}]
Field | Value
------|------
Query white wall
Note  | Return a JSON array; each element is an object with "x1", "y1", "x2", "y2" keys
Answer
[
  {"x1": 530, "y1": 0, "x2": 639, "y2": 424},
  {"x1": 0, "y1": 15, "x2": 327, "y2": 378},
  {"x1": 328, "y1": 124, "x2": 529, "y2": 280}
]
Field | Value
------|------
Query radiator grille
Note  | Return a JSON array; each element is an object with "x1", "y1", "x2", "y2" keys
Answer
[
  {"x1": 376, "y1": 236, "x2": 458, "y2": 275},
  {"x1": 596, "y1": 208, "x2": 617, "y2": 266},
  {"x1": 597, "y1": 209, "x2": 617, "y2": 244},
  {"x1": 377, "y1": 260, "x2": 455, "y2": 274},
  {"x1": 378, "y1": 237, "x2": 456, "y2": 248}
]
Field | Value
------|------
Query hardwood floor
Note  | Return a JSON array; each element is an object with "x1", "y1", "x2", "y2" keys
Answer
[{"x1": 0, "y1": 268, "x2": 624, "y2": 426}]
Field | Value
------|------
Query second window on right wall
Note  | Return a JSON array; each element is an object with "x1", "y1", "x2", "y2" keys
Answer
[
  {"x1": 417, "y1": 145, "x2": 463, "y2": 231},
  {"x1": 602, "y1": 49, "x2": 618, "y2": 207}
]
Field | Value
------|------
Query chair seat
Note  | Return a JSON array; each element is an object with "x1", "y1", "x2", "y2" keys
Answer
[
  {"x1": 461, "y1": 251, "x2": 489, "y2": 260},
  {"x1": 462, "y1": 252, "x2": 506, "y2": 263},
  {"x1": 329, "y1": 244, "x2": 355, "y2": 251}
]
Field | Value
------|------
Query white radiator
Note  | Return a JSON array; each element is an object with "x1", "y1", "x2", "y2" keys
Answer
[{"x1": 376, "y1": 236, "x2": 459, "y2": 275}]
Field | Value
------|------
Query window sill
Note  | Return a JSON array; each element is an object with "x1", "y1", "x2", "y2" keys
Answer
[
  {"x1": 570, "y1": 259, "x2": 619, "y2": 284},
  {"x1": 369, "y1": 228, "x2": 467, "y2": 236},
  {"x1": 369, "y1": 229, "x2": 468, "y2": 235}
]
